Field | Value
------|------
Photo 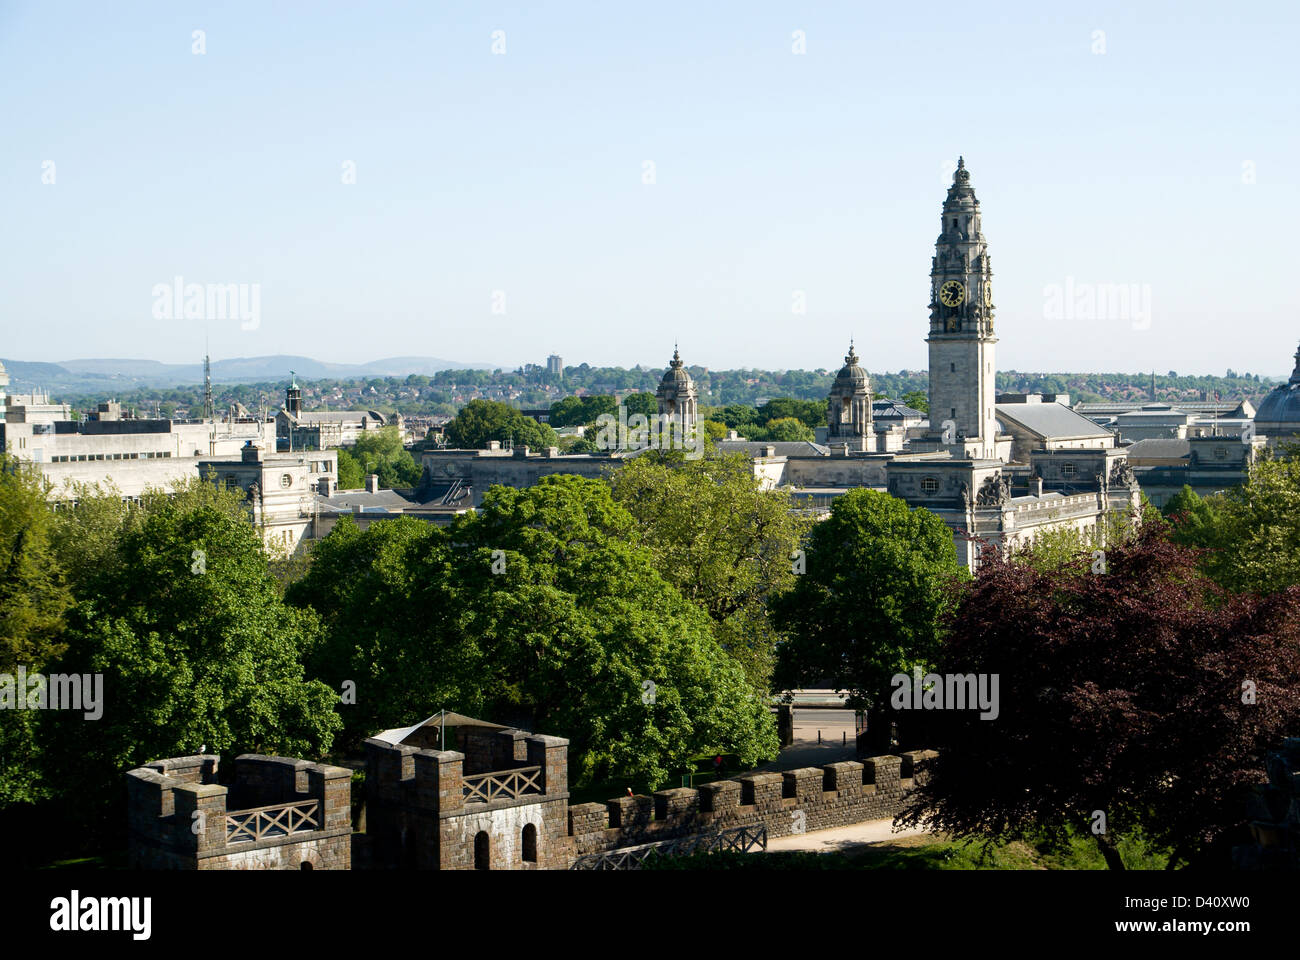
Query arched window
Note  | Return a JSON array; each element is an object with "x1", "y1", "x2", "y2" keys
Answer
[
  {"x1": 474, "y1": 831, "x2": 490, "y2": 870},
  {"x1": 522, "y1": 823, "x2": 538, "y2": 863},
  {"x1": 300, "y1": 861, "x2": 313, "y2": 870}
]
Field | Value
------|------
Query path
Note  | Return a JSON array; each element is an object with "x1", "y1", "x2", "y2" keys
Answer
[{"x1": 766, "y1": 817, "x2": 929, "y2": 854}]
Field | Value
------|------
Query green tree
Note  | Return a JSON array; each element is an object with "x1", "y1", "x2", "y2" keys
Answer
[
  {"x1": 758, "y1": 398, "x2": 826, "y2": 429},
  {"x1": 287, "y1": 515, "x2": 456, "y2": 746},
  {"x1": 609, "y1": 452, "x2": 809, "y2": 688},
  {"x1": 337, "y1": 426, "x2": 422, "y2": 489},
  {"x1": 43, "y1": 499, "x2": 340, "y2": 842},
  {"x1": 336, "y1": 448, "x2": 365, "y2": 489},
  {"x1": 0, "y1": 455, "x2": 72, "y2": 808},
  {"x1": 901, "y1": 390, "x2": 929, "y2": 414},
  {"x1": 761, "y1": 416, "x2": 815, "y2": 443},
  {"x1": 290, "y1": 476, "x2": 778, "y2": 786},
  {"x1": 1202, "y1": 448, "x2": 1300, "y2": 593},
  {"x1": 446, "y1": 399, "x2": 557, "y2": 449},
  {"x1": 622, "y1": 392, "x2": 658, "y2": 417},
  {"x1": 772, "y1": 489, "x2": 966, "y2": 751},
  {"x1": 1161, "y1": 485, "x2": 1226, "y2": 551}
]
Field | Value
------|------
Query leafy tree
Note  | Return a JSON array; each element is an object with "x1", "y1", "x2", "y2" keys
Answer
[
  {"x1": 336, "y1": 426, "x2": 422, "y2": 489},
  {"x1": 1161, "y1": 485, "x2": 1226, "y2": 551},
  {"x1": 548, "y1": 395, "x2": 618, "y2": 428},
  {"x1": 336, "y1": 448, "x2": 365, "y2": 489},
  {"x1": 772, "y1": 489, "x2": 966, "y2": 750},
  {"x1": 622, "y1": 392, "x2": 658, "y2": 417},
  {"x1": 609, "y1": 452, "x2": 809, "y2": 688},
  {"x1": 701, "y1": 420, "x2": 729, "y2": 442},
  {"x1": 718, "y1": 404, "x2": 759, "y2": 429},
  {"x1": 759, "y1": 417, "x2": 815, "y2": 443},
  {"x1": 901, "y1": 390, "x2": 929, "y2": 414},
  {"x1": 291, "y1": 476, "x2": 778, "y2": 786},
  {"x1": 1198, "y1": 449, "x2": 1300, "y2": 593},
  {"x1": 287, "y1": 515, "x2": 457, "y2": 746},
  {"x1": 446, "y1": 399, "x2": 557, "y2": 450},
  {"x1": 899, "y1": 528, "x2": 1300, "y2": 869},
  {"x1": 758, "y1": 398, "x2": 826, "y2": 429},
  {"x1": 0, "y1": 456, "x2": 71, "y2": 673},
  {"x1": 42, "y1": 499, "x2": 340, "y2": 843},
  {"x1": 48, "y1": 475, "x2": 249, "y2": 594},
  {"x1": 0, "y1": 456, "x2": 72, "y2": 808}
]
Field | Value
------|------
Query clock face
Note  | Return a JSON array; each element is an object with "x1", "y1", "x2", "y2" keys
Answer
[
  {"x1": 984, "y1": 283, "x2": 993, "y2": 307},
  {"x1": 939, "y1": 280, "x2": 966, "y2": 307}
]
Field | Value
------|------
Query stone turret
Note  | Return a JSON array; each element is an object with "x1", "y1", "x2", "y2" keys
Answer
[
  {"x1": 827, "y1": 340, "x2": 873, "y2": 451},
  {"x1": 655, "y1": 346, "x2": 698, "y2": 438}
]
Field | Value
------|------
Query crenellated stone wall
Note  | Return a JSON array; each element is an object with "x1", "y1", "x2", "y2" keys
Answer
[{"x1": 126, "y1": 753, "x2": 352, "y2": 870}]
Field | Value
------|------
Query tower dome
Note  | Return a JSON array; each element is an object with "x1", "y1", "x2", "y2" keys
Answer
[
  {"x1": 655, "y1": 345, "x2": 698, "y2": 436},
  {"x1": 833, "y1": 341, "x2": 869, "y2": 389},
  {"x1": 1255, "y1": 342, "x2": 1300, "y2": 447},
  {"x1": 827, "y1": 340, "x2": 872, "y2": 450}
]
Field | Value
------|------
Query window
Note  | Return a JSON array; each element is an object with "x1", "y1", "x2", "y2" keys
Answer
[
  {"x1": 1061, "y1": 462, "x2": 1076, "y2": 478},
  {"x1": 280, "y1": 473, "x2": 293, "y2": 488},
  {"x1": 474, "y1": 831, "x2": 490, "y2": 870},
  {"x1": 921, "y1": 476, "x2": 940, "y2": 494},
  {"x1": 950, "y1": 363, "x2": 955, "y2": 373},
  {"x1": 522, "y1": 823, "x2": 537, "y2": 863},
  {"x1": 1214, "y1": 447, "x2": 1227, "y2": 460}
]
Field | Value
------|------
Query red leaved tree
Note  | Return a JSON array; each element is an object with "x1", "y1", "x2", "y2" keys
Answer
[{"x1": 897, "y1": 527, "x2": 1300, "y2": 869}]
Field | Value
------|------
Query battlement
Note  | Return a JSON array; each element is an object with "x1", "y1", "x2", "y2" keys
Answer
[
  {"x1": 126, "y1": 753, "x2": 352, "y2": 870},
  {"x1": 568, "y1": 750, "x2": 938, "y2": 859},
  {"x1": 364, "y1": 726, "x2": 573, "y2": 869}
]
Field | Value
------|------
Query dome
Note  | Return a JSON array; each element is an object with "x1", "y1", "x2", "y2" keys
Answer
[
  {"x1": 833, "y1": 342, "x2": 868, "y2": 388},
  {"x1": 660, "y1": 347, "x2": 692, "y2": 384},
  {"x1": 1256, "y1": 344, "x2": 1300, "y2": 426}
]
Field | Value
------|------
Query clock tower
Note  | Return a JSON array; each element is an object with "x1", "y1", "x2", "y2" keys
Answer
[{"x1": 927, "y1": 157, "x2": 998, "y2": 459}]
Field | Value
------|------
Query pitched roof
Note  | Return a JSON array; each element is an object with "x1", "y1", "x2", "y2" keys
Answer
[{"x1": 996, "y1": 403, "x2": 1113, "y2": 441}]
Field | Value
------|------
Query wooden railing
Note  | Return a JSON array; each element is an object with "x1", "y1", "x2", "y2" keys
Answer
[
  {"x1": 463, "y1": 765, "x2": 543, "y2": 803},
  {"x1": 225, "y1": 799, "x2": 319, "y2": 844}
]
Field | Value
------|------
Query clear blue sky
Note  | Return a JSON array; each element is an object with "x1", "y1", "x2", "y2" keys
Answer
[{"x1": 2, "y1": 1, "x2": 1297, "y2": 376}]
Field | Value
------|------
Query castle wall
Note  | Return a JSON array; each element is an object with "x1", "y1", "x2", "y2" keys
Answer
[
  {"x1": 567, "y1": 750, "x2": 937, "y2": 862},
  {"x1": 126, "y1": 753, "x2": 352, "y2": 870}
]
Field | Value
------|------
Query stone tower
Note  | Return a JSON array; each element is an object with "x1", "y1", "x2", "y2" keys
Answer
[
  {"x1": 655, "y1": 346, "x2": 698, "y2": 437},
  {"x1": 927, "y1": 157, "x2": 998, "y2": 459},
  {"x1": 827, "y1": 341, "x2": 873, "y2": 451}
]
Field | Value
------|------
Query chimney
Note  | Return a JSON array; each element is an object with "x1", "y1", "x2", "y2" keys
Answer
[
  {"x1": 365, "y1": 474, "x2": 380, "y2": 494},
  {"x1": 546, "y1": 446, "x2": 559, "y2": 458},
  {"x1": 317, "y1": 476, "x2": 333, "y2": 497},
  {"x1": 514, "y1": 446, "x2": 530, "y2": 458},
  {"x1": 763, "y1": 445, "x2": 777, "y2": 458},
  {"x1": 487, "y1": 440, "x2": 501, "y2": 451},
  {"x1": 241, "y1": 441, "x2": 262, "y2": 463}
]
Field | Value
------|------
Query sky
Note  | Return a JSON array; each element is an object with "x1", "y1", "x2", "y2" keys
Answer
[{"x1": 1, "y1": 1, "x2": 1297, "y2": 377}]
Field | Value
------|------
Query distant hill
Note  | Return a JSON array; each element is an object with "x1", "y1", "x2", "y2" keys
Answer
[{"x1": 1, "y1": 355, "x2": 497, "y2": 394}]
